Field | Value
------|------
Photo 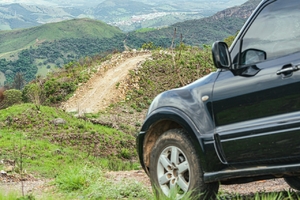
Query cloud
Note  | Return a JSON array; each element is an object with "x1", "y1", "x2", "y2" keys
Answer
[{"x1": 1, "y1": 0, "x2": 56, "y2": 6}]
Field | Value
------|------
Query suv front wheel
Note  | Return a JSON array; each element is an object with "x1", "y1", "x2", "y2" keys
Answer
[{"x1": 149, "y1": 129, "x2": 219, "y2": 199}]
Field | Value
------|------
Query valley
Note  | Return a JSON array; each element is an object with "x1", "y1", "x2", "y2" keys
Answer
[
  {"x1": 0, "y1": 0, "x2": 260, "y2": 87},
  {"x1": 0, "y1": 0, "x2": 248, "y2": 31}
]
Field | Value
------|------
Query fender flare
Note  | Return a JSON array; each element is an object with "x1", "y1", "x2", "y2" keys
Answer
[{"x1": 137, "y1": 107, "x2": 209, "y2": 173}]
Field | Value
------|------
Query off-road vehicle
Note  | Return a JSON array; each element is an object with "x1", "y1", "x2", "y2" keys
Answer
[{"x1": 137, "y1": 0, "x2": 300, "y2": 199}]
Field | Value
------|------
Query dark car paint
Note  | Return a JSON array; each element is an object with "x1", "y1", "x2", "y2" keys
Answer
[
  {"x1": 137, "y1": 0, "x2": 300, "y2": 184},
  {"x1": 139, "y1": 72, "x2": 223, "y2": 171},
  {"x1": 213, "y1": 53, "x2": 300, "y2": 166}
]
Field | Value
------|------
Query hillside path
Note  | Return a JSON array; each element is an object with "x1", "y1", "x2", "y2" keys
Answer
[{"x1": 60, "y1": 52, "x2": 151, "y2": 113}]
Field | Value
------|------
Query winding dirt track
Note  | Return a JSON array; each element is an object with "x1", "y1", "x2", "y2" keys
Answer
[{"x1": 61, "y1": 53, "x2": 151, "y2": 113}]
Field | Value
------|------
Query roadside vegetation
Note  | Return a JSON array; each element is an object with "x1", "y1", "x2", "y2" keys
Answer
[{"x1": 1, "y1": 39, "x2": 299, "y2": 199}]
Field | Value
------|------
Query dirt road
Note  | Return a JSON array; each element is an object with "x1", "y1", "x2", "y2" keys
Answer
[{"x1": 61, "y1": 52, "x2": 151, "y2": 113}]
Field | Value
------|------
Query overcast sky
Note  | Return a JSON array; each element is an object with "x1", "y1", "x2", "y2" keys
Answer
[
  {"x1": 1, "y1": 0, "x2": 54, "y2": 5},
  {"x1": 1, "y1": 0, "x2": 248, "y2": 6}
]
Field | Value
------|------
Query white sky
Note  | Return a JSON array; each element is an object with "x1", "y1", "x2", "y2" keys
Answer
[
  {"x1": 0, "y1": 0, "x2": 249, "y2": 9},
  {"x1": 1, "y1": 0, "x2": 56, "y2": 5}
]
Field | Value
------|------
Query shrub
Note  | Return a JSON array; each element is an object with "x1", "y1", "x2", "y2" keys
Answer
[
  {"x1": 0, "y1": 89, "x2": 22, "y2": 109},
  {"x1": 22, "y1": 82, "x2": 45, "y2": 109}
]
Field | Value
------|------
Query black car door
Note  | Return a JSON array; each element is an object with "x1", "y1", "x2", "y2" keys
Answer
[{"x1": 212, "y1": 0, "x2": 300, "y2": 165}]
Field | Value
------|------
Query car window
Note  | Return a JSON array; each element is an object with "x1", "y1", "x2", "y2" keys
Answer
[{"x1": 233, "y1": 0, "x2": 300, "y2": 66}]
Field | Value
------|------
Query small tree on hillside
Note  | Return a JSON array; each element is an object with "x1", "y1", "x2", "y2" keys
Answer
[
  {"x1": 13, "y1": 72, "x2": 26, "y2": 90},
  {"x1": 22, "y1": 81, "x2": 46, "y2": 110}
]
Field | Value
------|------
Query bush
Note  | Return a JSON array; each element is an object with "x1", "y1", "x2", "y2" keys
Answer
[
  {"x1": 0, "y1": 89, "x2": 22, "y2": 109},
  {"x1": 22, "y1": 82, "x2": 45, "y2": 109}
]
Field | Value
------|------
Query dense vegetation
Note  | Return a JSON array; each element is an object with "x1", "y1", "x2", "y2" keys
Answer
[
  {"x1": 0, "y1": 49, "x2": 37, "y2": 84},
  {"x1": 0, "y1": 18, "x2": 125, "y2": 86},
  {"x1": 0, "y1": 36, "x2": 124, "y2": 85}
]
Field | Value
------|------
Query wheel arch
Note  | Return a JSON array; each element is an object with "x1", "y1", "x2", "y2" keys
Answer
[{"x1": 139, "y1": 108, "x2": 206, "y2": 175}]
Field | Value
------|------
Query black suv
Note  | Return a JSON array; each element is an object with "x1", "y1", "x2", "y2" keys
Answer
[{"x1": 136, "y1": 0, "x2": 300, "y2": 199}]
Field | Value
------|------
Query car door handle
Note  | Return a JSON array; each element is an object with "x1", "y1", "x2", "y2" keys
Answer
[{"x1": 276, "y1": 65, "x2": 299, "y2": 75}]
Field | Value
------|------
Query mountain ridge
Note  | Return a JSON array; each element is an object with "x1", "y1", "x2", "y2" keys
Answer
[
  {"x1": 0, "y1": 18, "x2": 123, "y2": 54},
  {"x1": 126, "y1": 0, "x2": 260, "y2": 48},
  {"x1": 0, "y1": 0, "x2": 249, "y2": 31}
]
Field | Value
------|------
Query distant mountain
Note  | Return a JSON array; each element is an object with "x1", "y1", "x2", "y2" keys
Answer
[
  {"x1": 0, "y1": 0, "x2": 249, "y2": 32},
  {"x1": 0, "y1": 18, "x2": 123, "y2": 54},
  {"x1": 0, "y1": 3, "x2": 78, "y2": 30},
  {"x1": 126, "y1": 0, "x2": 261, "y2": 48},
  {"x1": 93, "y1": 0, "x2": 249, "y2": 32}
]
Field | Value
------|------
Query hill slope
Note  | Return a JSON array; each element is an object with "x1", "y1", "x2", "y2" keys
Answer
[
  {"x1": 0, "y1": 18, "x2": 125, "y2": 85},
  {"x1": 0, "y1": 3, "x2": 75, "y2": 30},
  {"x1": 126, "y1": 0, "x2": 261, "y2": 47},
  {"x1": 0, "y1": 18, "x2": 123, "y2": 54}
]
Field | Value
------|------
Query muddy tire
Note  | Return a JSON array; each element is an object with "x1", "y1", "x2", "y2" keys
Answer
[
  {"x1": 284, "y1": 176, "x2": 300, "y2": 190},
  {"x1": 149, "y1": 129, "x2": 219, "y2": 199}
]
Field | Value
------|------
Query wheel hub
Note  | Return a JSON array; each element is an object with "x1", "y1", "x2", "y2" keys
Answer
[{"x1": 157, "y1": 146, "x2": 190, "y2": 198}]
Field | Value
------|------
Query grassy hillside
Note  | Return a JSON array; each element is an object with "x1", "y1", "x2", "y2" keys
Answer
[
  {"x1": 0, "y1": 104, "x2": 134, "y2": 173},
  {"x1": 0, "y1": 18, "x2": 124, "y2": 54},
  {"x1": 0, "y1": 103, "x2": 148, "y2": 199},
  {"x1": 0, "y1": 18, "x2": 125, "y2": 85}
]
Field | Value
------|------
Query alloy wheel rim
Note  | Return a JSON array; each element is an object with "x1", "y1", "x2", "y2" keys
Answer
[{"x1": 157, "y1": 146, "x2": 190, "y2": 198}]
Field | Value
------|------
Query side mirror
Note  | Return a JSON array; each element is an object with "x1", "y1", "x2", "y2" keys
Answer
[
  {"x1": 212, "y1": 41, "x2": 232, "y2": 69},
  {"x1": 241, "y1": 48, "x2": 267, "y2": 65}
]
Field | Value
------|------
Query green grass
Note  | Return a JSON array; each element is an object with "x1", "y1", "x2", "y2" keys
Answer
[
  {"x1": 54, "y1": 165, "x2": 152, "y2": 199},
  {"x1": 0, "y1": 104, "x2": 137, "y2": 178},
  {"x1": 135, "y1": 27, "x2": 157, "y2": 33},
  {"x1": 0, "y1": 18, "x2": 123, "y2": 54},
  {"x1": 0, "y1": 103, "x2": 141, "y2": 199},
  {"x1": 0, "y1": 192, "x2": 19, "y2": 200}
]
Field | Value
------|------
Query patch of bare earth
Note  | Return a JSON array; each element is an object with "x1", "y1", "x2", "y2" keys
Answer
[{"x1": 0, "y1": 173, "x2": 53, "y2": 198}]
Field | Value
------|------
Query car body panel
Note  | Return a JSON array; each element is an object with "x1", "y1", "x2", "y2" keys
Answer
[
  {"x1": 138, "y1": 72, "x2": 226, "y2": 172},
  {"x1": 213, "y1": 53, "x2": 300, "y2": 165},
  {"x1": 137, "y1": 0, "x2": 300, "y2": 185}
]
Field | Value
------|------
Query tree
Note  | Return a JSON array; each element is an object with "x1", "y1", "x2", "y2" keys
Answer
[
  {"x1": 224, "y1": 31, "x2": 239, "y2": 47},
  {"x1": 12, "y1": 72, "x2": 26, "y2": 90}
]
